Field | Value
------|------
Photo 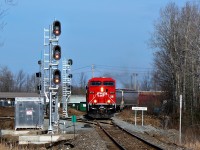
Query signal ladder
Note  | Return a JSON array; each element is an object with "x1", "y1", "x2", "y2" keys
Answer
[
  {"x1": 41, "y1": 28, "x2": 51, "y2": 98},
  {"x1": 62, "y1": 59, "x2": 72, "y2": 118}
]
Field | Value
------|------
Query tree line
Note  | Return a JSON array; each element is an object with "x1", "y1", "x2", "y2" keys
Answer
[
  {"x1": 150, "y1": 2, "x2": 200, "y2": 126},
  {"x1": 0, "y1": 66, "x2": 37, "y2": 92}
]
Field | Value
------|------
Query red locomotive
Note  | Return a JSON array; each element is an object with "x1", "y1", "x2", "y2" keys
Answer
[{"x1": 86, "y1": 77, "x2": 116, "y2": 118}]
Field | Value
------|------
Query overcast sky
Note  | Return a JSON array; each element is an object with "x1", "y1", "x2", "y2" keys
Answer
[{"x1": 0, "y1": 0, "x2": 190, "y2": 86}]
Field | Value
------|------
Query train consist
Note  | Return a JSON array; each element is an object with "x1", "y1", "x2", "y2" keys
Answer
[{"x1": 86, "y1": 77, "x2": 116, "y2": 118}]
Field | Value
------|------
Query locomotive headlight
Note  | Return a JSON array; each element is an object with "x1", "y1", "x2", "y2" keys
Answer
[
  {"x1": 100, "y1": 87, "x2": 104, "y2": 92},
  {"x1": 94, "y1": 99, "x2": 97, "y2": 104},
  {"x1": 110, "y1": 95, "x2": 114, "y2": 98},
  {"x1": 107, "y1": 100, "x2": 111, "y2": 104}
]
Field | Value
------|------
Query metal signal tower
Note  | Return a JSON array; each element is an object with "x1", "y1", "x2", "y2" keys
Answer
[
  {"x1": 62, "y1": 58, "x2": 73, "y2": 118},
  {"x1": 39, "y1": 20, "x2": 62, "y2": 134},
  {"x1": 37, "y1": 20, "x2": 73, "y2": 133}
]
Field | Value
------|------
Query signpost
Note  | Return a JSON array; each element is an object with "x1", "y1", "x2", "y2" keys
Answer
[
  {"x1": 72, "y1": 115, "x2": 76, "y2": 138},
  {"x1": 179, "y1": 95, "x2": 182, "y2": 145},
  {"x1": 132, "y1": 107, "x2": 147, "y2": 126}
]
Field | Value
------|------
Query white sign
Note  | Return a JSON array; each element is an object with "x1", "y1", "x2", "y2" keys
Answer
[
  {"x1": 132, "y1": 107, "x2": 147, "y2": 111},
  {"x1": 97, "y1": 92, "x2": 107, "y2": 97},
  {"x1": 132, "y1": 107, "x2": 147, "y2": 126},
  {"x1": 26, "y1": 110, "x2": 33, "y2": 115}
]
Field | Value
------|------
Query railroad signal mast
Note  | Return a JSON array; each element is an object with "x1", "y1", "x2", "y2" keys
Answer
[
  {"x1": 48, "y1": 20, "x2": 62, "y2": 133},
  {"x1": 36, "y1": 20, "x2": 62, "y2": 134},
  {"x1": 36, "y1": 20, "x2": 73, "y2": 133}
]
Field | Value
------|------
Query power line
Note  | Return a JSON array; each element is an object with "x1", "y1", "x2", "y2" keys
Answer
[{"x1": 72, "y1": 65, "x2": 91, "y2": 71}]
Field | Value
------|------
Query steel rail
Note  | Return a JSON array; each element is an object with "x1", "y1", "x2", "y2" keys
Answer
[
  {"x1": 97, "y1": 122, "x2": 126, "y2": 150},
  {"x1": 113, "y1": 122, "x2": 163, "y2": 150}
]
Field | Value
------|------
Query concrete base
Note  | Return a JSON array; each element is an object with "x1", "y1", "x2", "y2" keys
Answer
[
  {"x1": 19, "y1": 134, "x2": 77, "y2": 144},
  {"x1": 1, "y1": 130, "x2": 29, "y2": 135}
]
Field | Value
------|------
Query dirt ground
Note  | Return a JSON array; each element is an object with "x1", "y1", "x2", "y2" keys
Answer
[
  {"x1": 1, "y1": 107, "x2": 200, "y2": 150},
  {"x1": 116, "y1": 108, "x2": 162, "y2": 128},
  {"x1": 0, "y1": 107, "x2": 15, "y2": 130},
  {"x1": 0, "y1": 107, "x2": 14, "y2": 117}
]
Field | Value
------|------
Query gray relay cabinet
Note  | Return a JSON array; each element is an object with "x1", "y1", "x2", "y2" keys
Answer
[{"x1": 15, "y1": 97, "x2": 44, "y2": 130}]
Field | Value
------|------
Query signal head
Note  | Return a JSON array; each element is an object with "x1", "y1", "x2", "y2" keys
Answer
[
  {"x1": 53, "y1": 69, "x2": 61, "y2": 84},
  {"x1": 53, "y1": 20, "x2": 61, "y2": 36},
  {"x1": 36, "y1": 72, "x2": 41, "y2": 78},
  {"x1": 68, "y1": 74, "x2": 73, "y2": 78},
  {"x1": 53, "y1": 45, "x2": 61, "y2": 60},
  {"x1": 68, "y1": 59, "x2": 73, "y2": 65}
]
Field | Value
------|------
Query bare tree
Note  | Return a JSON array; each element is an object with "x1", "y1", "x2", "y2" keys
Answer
[
  {"x1": 150, "y1": 2, "x2": 200, "y2": 125},
  {"x1": 79, "y1": 72, "x2": 87, "y2": 89},
  {"x1": 0, "y1": 66, "x2": 14, "y2": 92},
  {"x1": 24, "y1": 74, "x2": 37, "y2": 92},
  {"x1": 72, "y1": 72, "x2": 87, "y2": 95},
  {"x1": 14, "y1": 69, "x2": 26, "y2": 92},
  {"x1": 140, "y1": 72, "x2": 152, "y2": 91}
]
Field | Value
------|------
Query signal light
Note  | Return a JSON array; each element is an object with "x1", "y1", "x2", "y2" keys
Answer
[
  {"x1": 52, "y1": 100, "x2": 56, "y2": 106},
  {"x1": 53, "y1": 45, "x2": 61, "y2": 60},
  {"x1": 68, "y1": 74, "x2": 73, "y2": 78},
  {"x1": 53, "y1": 20, "x2": 61, "y2": 36},
  {"x1": 37, "y1": 85, "x2": 41, "y2": 90},
  {"x1": 68, "y1": 59, "x2": 73, "y2": 65},
  {"x1": 36, "y1": 72, "x2": 41, "y2": 77},
  {"x1": 66, "y1": 84, "x2": 71, "y2": 91},
  {"x1": 53, "y1": 69, "x2": 61, "y2": 84},
  {"x1": 38, "y1": 60, "x2": 41, "y2": 65}
]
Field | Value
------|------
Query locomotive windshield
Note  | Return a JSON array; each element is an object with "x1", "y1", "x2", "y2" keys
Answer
[
  {"x1": 103, "y1": 81, "x2": 115, "y2": 86},
  {"x1": 90, "y1": 81, "x2": 101, "y2": 86},
  {"x1": 90, "y1": 81, "x2": 115, "y2": 86}
]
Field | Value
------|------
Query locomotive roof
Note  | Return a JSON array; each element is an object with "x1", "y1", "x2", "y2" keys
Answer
[{"x1": 88, "y1": 77, "x2": 115, "y2": 82}]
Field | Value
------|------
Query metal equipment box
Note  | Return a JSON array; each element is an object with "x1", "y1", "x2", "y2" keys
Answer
[{"x1": 15, "y1": 97, "x2": 44, "y2": 130}]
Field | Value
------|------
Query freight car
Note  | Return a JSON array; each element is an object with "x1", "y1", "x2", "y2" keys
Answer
[
  {"x1": 86, "y1": 77, "x2": 116, "y2": 118},
  {"x1": 116, "y1": 89, "x2": 138, "y2": 110}
]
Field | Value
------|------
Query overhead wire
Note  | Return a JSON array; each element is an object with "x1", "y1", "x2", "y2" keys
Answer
[{"x1": 71, "y1": 64, "x2": 153, "y2": 76}]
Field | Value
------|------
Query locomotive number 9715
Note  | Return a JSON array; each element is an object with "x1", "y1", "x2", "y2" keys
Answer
[{"x1": 86, "y1": 77, "x2": 116, "y2": 118}]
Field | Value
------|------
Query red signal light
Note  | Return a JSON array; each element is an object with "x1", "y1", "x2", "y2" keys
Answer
[
  {"x1": 53, "y1": 45, "x2": 61, "y2": 60},
  {"x1": 53, "y1": 69, "x2": 61, "y2": 84},
  {"x1": 53, "y1": 20, "x2": 61, "y2": 36}
]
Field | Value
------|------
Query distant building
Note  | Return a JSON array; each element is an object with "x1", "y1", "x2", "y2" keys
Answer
[{"x1": 0, "y1": 92, "x2": 39, "y2": 107}]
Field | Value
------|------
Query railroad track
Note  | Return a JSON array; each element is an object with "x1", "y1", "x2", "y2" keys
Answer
[
  {"x1": 77, "y1": 117, "x2": 162, "y2": 149},
  {"x1": 96, "y1": 121, "x2": 161, "y2": 150},
  {"x1": 63, "y1": 117, "x2": 185, "y2": 150}
]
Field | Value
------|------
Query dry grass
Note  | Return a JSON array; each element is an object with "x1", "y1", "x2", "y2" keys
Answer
[
  {"x1": 184, "y1": 141, "x2": 200, "y2": 150},
  {"x1": 116, "y1": 108, "x2": 162, "y2": 127},
  {"x1": 117, "y1": 108, "x2": 200, "y2": 150},
  {"x1": 0, "y1": 144, "x2": 9, "y2": 150},
  {"x1": 183, "y1": 125, "x2": 200, "y2": 150}
]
